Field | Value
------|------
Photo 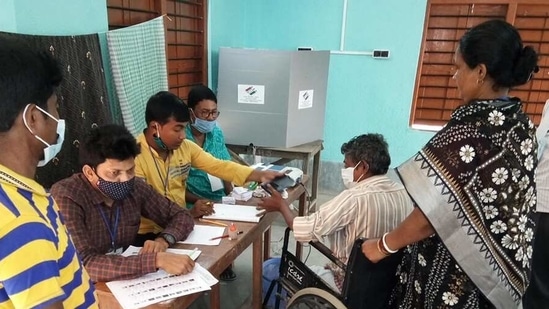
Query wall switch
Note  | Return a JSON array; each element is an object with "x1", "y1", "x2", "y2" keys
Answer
[{"x1": 372, "y1": 49, "x2": 390, "y2": 59}]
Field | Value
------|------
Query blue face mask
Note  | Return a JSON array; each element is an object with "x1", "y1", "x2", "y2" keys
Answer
[{"x1": 191, "y1": 117, "x2": 216, "y2": 134}]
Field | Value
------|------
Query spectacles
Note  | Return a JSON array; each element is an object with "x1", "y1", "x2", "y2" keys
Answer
[{"x1": 196, "y1": 110, "x2": 220, "y2": 118}]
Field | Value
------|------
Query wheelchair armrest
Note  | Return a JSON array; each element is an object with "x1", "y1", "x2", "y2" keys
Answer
[{"x1": 308, "y1": 241, "x2": 346, "y2": 271}]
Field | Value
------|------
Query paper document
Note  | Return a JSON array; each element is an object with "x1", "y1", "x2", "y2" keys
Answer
[
  {"x1": 121, "y1": 246, "x2": 201, "y2": 260},
  {"x1": 194, "y1": 263, "x2": 219, "y2": 286},
  {"x1": 203, "y1": 203, "x2": 264, "y2": 223},
  {"x1": 107, "y1": 269, "x2": 211, "y2": 309},
  {"x1": 178, "y1": 225, "x2": 226, "y2": 246}
]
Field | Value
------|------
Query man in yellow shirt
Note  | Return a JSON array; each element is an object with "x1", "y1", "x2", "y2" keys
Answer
[{"x1": 134, "y1": 91, "x2": 280, "y2": 244}]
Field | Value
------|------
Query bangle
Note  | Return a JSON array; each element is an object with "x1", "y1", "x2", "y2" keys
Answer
[
  {"x1": 382, "y1": 232, "x2": 398, "y2": 254},
  {"x1": 376, "y1": 238, "x2": 390, "y2": 256}
]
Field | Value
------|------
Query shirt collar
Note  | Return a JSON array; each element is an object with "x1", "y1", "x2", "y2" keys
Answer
[
  {"x1": 75, "y1": 173, "x2": 109, "y2": 206},
  {"x1": 0, "y1": 164, "x2": 48, "y2": 196}
]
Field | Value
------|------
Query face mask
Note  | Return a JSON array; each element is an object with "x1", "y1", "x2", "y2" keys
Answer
[
  {"x1": 191, "y1": 109, "x2": 217, "y2": 133},
  {"x1": 192, "y1": 117, "x2": 216, "y2": 133},
  {"x1": 341, "y1": 162, "x2": 363, "y2": 189},
  {"x1": 153, "y1": 124, "x2": 168, "y2": 150},
  {"x1": 96, "y1": 175, "x2": 135, "y2": 200},
  {"x1": 22, "y1": 104, "x2": 65, "y2": 167}
]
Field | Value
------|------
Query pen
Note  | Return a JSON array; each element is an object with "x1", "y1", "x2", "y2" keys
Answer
[
  {"x1": 199, "y1": 218, "x2": 228, "y2": 227},
  {"x1": 209, "y1": 231, "x2": 243, "y2": 241}
]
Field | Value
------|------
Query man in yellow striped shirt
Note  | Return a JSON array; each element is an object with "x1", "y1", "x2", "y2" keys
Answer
[{"x1": 0, "y1": 35, "x2": 97, "y2": 308}]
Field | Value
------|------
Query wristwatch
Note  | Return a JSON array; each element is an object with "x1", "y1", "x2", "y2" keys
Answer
[{"x1": 160, "y1": 233, "x2": 176, "y2": 247}]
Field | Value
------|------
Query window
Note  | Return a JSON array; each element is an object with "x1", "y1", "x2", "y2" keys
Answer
[
  {"x1": 411, "y1": 0, "x2": 549, "y2": 128},
  {"x1": 107, "y1": 0, "x2": 207, "y2": 99}
]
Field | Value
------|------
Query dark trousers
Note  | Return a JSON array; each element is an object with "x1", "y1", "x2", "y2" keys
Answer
[
  {"x1": 132, "y1": 232, "x2": 159, "y2": 247},
  {"x1": 524, "y1": 212, "x2": 549, "y2": 309}
]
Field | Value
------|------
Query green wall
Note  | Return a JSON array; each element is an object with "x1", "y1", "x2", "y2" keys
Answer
[{"x1": 209, "y1": 0, "x2": 435, "y2": 165}]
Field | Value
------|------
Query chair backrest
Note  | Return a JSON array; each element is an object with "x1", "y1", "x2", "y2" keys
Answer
[{"x1": 341, "y1": 238, "x2": 403, "y2": 309}]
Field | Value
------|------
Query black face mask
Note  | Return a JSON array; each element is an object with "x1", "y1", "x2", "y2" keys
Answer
[{"x1": 96, "y1": 176, "x2": 135, "y2": 200}]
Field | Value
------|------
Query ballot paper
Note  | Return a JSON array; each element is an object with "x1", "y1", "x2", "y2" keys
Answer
[
  {"x1": 107, "y1": 267, "x2": 212, "y2": 309},
  {"x1": 203, "y1": 203, "x2": 264, "y2": 223}
]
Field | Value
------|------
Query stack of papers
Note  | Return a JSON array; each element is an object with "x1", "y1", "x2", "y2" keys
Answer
[
  {"x1": 203, "y1": 203, "x2": 264, "y2": 223},
  {"x1": 111, "y1": 246, "x2": 218, "y2": 309},
  {"x1": 231, "y1": 186, "x2": 253, "y2": 201},
  {"x1": 107, "y1": 264, "x2": 217, "y2": 309}
]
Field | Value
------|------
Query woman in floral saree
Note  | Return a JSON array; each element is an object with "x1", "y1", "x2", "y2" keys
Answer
[{"x1": 361, "y1": 20, "x2": 539, "y2": 308}]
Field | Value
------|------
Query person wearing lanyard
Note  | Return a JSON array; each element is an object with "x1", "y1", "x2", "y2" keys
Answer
[
  {"x1": 51, "y1": 124, "x2": 195, "y2": 282},
  {"x1": 133, "y1": 91, "x2": 282, "y2": 245}
]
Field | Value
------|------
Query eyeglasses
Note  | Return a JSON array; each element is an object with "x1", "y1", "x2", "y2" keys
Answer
[{"x1": 196, "y1": 109, "x2": 220, "y2": 119}]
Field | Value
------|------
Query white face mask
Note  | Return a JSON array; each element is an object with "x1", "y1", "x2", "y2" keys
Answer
[
  {"x1": 22, "y1": 104, "x2": 65, "y2": 167},
  {"x1": 341, "y1": 162, "x2": 360, "y2": 189}
]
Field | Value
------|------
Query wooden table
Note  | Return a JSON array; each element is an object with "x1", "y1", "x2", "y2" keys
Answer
[
  {"x1": 227, "y1": 140, "x2": 323, "y2": 215},
  {"x1": 95, "y1": 180, "x2": 307, "y2": 309}
]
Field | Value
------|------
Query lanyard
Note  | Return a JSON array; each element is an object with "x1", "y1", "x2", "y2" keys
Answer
[
  {"x1": 98, "y1": 206, "x2": 120, "y2": 250},
  {"x1": 149, "y1": 146, "x2": 171, "y2": 197}
]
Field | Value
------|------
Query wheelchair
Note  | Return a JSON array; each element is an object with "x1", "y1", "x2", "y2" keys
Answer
[{"x1": 263, "y1": 228, "x2": 403, "y2": 309}]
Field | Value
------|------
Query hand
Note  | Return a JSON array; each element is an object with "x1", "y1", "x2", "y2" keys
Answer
[
  {"x1": 361, "y1": 238, "x2": 388, "y2": 263},
  {"x1": 257, "y1": 184, "x2": 287, "y2": 214},
  {"x1": 259, "y1": 170, "x2": 284, "y2": 184},
  {"x1": 156, "y1": 252, "x2": 195, "y2": 275},
  {"x1": 191, "y1": 199, "x2": 215, "y2": 217},
  {"x1": 140, "y1": 238, "x2": 169, "y2": 254}
]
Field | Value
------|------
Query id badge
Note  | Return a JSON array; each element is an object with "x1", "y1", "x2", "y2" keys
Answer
[
  {"x1": 106, "y1": 247, "x2": 124, "y2": 255},
  {"x1": 207, "y1": 173, "x2": 224, "y2": 191}
]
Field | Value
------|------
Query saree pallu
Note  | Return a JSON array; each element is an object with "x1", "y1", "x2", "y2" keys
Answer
[{"x1": 393, "y1": 99, "x2": 536, "y2": 308}]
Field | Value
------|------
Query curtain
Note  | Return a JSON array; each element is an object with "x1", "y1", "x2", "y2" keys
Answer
[
  {"x1": 2, "y1": 31, "x2": 112, "y2": 188},
  {"x1": 107, "y1": 16, "x2": 169, "y2": 136}
]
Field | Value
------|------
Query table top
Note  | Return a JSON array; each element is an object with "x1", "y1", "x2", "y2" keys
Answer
[
  {"x1": 94, "y1": 179, "x2": 307, "y2": 308},
  {"x1": 227, "y1": 140, "x2": 323, "y2": 155}
]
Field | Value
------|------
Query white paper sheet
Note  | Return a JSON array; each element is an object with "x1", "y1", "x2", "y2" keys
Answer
[
  {"x1": 121, "y1": 246, "x2": 201, "y2": 260},
  {"x1": 202, "y1": 204, "x2": 264, "y2": 223},
  {"x1": 194, "y1": 263, "x2": 219, "y2": 286},
  {"x1": 207, "y1": 173, "x2": 224, "y2": 191},
  {"x1": 107, "y1": 270, "x2": 211, "y2": 309},
  {"x1": 177, "y1": 225, "x2": 226, "y2": 246}
]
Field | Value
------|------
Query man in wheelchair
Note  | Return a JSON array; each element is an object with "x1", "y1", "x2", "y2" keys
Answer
[{"x1": 258, "y1": 133, "x2": 413, "y2": 293}]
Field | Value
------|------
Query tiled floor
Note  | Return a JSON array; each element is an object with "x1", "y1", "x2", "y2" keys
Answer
[{"x1": 188, "y1": 192, "x2": 336, "y2": 309}]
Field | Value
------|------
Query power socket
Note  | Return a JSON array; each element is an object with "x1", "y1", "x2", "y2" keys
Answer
[{"x1": 372, "y1": 49, "x2": 390, "y2": 59}]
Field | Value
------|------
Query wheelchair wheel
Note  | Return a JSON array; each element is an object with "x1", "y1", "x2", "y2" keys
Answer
[{"x1": 286, "y1": 287, "x2": 346, "y2": 309}]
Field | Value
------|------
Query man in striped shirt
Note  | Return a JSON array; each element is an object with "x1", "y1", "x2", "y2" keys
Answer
[
  {"x1": 0, "y1": 36, "x2": 98, "y2": 308},
  {"x1": 258, "y1": 134, "x2": 413, "y2": 291}
]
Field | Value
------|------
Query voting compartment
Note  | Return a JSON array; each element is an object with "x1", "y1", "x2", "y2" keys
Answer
[{"x1": 216, "y1": 48, "x2": 329, "y2": 148}]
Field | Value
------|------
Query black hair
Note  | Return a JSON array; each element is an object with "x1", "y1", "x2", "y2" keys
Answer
[
  {"x1": 341, "y1": 133, "x2": 391, "y2": 175},
  {"x1": 0, "y1": 35, "x2": 62, "y2": 132},
  {"x1": 79, "y1": 124, "x2": 141, "y2": 169},
  {"x1": 145, "y1": 91, "x2": 190, "y2": 125},
  {"x1": 187, "y1": 85, "x2": 217, "y2": 109},
  {"x1": 459, "y1": 19, "x2": 539, "y2": 90}
]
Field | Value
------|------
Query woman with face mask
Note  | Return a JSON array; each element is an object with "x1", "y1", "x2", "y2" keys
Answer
[{"x1": 185, "y1": 85, "x2": 237, "y2": 281}]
